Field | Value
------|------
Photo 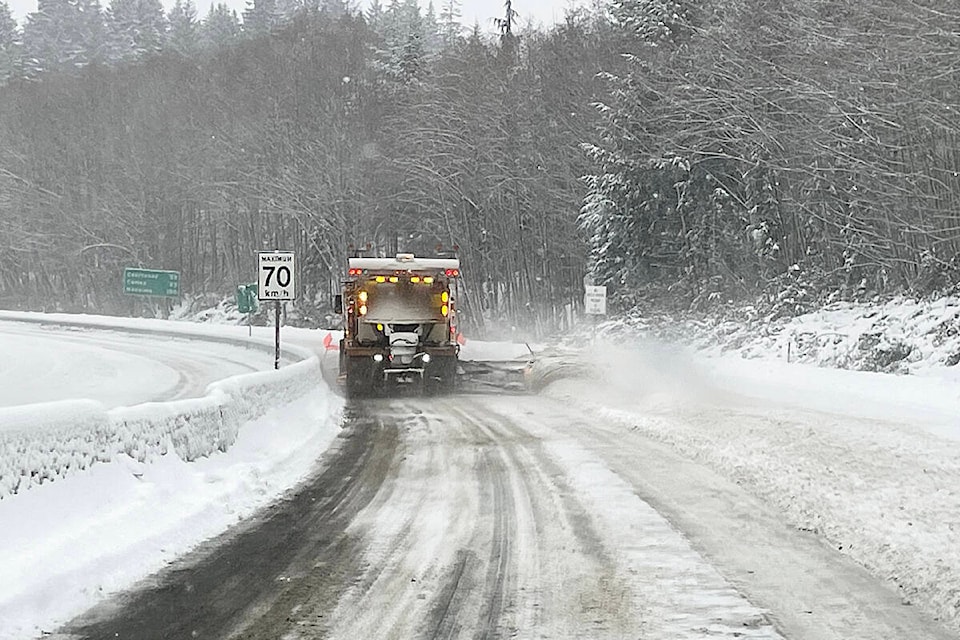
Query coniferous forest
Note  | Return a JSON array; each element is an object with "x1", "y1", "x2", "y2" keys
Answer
[{"x1": 0, "y1": 0, "x2": 957, "y2": 334}]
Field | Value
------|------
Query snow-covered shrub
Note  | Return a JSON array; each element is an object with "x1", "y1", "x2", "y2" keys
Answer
[
  {"x1": 110, "y1": 395, "x2": 230, "y2": 463},
  {"x1": 850, "y1": 333, "x2": 913, "y2": 373},
  {"x1": 766, "y1": 263, "x2": 827, "y2": 319},
  {"x1": 0, "y1": 401, "x2": 111, "y2": 497},
  {"x1": 914, "y1": 249, "x2": 960, "y2": 296},
  {"x1": 0, "y1": 357, "x2": 324, "y2": 500}
]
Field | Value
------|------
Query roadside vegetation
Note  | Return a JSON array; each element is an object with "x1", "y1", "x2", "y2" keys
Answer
[{"x1": 0, "y1": 0, "x2": 956, "y2": 336}]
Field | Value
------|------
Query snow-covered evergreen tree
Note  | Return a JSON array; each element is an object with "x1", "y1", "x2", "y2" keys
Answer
[
  {"x1": 609, "y1": 0, "x2": 692, "y2": 46},
  {"x1": 580, "y1": 0, "x2": 699, "y2": 290},
  {"x1": 422, "y1": 0, "x2": 440, "y2": 54},
  {"x1": 106, "y1": 0, "x2": 167, "y2": 62},
  {"x1": 167, "y1": 0, "x2": 199, "y2": 56},
  {"x1": 437, "y1": 0, "x2": 460, "y2": 47},
  {"x1": 366, "y1": 0, "x2": 384, "y2": 30},
  {"x1": 0, "y1": 2, "x2": 20, "y2": 83},
  {"x1": 200, "y1": 2, "x2": 239, "y2": 47},
  {"x1": 22, "y1": 0, "x2": 108, "y2": 75},
  {"x1": 493, "y1": 0, "x2": 516, "y2": 37},
  {"x1": 242, "y1": 0, "x2": 282, "y2": 34},
  {"x1": 373, "y1": 0, "x2": 427, "y2": 82}
]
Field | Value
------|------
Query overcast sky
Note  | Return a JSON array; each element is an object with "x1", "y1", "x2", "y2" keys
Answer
[
  {"x1": 4, "y1": 0, "x2": 582, "y2": 30},
  {"x1": 458, "y1": 0, "x2": 579, "y2": 30}
]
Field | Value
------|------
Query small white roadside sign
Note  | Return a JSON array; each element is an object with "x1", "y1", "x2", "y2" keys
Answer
[
  {"x1": 584, "y1": 285, "x2": 607, "y2": 315},
  {"x1": 258, "y1": 251, "x2": 296, "y2": 301}
]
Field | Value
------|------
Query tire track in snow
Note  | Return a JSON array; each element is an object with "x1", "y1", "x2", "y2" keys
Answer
[
  {"x1": 61, "y1": 406, "x2": 396, "y2": 640},
  {"x1": 320, "y1": 400, "x2": 522, "y2": 640},
  {"x1": 458, "y1": 396, "x2": 785, "y2": 640},
  {"x1": 423, "y1": 440, "x2": 515, "y2": 640},
  {"x1": 448, "y1": 404, "x2": 640, "y2": 639}
]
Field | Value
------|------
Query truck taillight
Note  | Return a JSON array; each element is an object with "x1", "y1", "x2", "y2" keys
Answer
[
  {"x1": 444, "y1": 268, "x2": 460, "y2": 277},
  {"x1": 348, "y1": 268, "x2": 362, "y2": 276}
]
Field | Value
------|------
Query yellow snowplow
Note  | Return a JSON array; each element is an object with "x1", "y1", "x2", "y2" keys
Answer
[{"x1": 335, "y1": 253, "x2": 462, "y2": 397}]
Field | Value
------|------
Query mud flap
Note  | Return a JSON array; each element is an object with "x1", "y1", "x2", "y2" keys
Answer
[
  {"x1": 344, "y1": 356, "x2": 381, "y2": 398},
  {"x1": 424, "y1": 356, "x2": 458, "y2": 395}
]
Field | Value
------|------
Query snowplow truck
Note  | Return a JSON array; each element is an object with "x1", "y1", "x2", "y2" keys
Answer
[{"x1": 336, "y1": 253, "x2": 461, "y2": 397}]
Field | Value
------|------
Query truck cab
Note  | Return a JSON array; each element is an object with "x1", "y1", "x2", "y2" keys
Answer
[{"x1": 337, "y1": 253, "x2": 460, "y2": 396}]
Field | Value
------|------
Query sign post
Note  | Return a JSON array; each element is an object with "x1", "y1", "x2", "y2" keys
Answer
[{"x1": 257, "y1": 252, "x2": 296, "y2": 369}]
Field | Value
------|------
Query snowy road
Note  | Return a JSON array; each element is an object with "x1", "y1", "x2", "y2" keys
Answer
[
  {"x1": 0, "y1": 320, "x2": 283, "y2": 407},
  {"x1": 59, "y1": 393, "x2": 953, "y2": 640}
]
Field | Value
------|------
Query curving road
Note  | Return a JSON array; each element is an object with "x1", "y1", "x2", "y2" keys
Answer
[
  {"x1": 0, "y1": 320, "x2": 284, "y2": 408},
  {"x1": 58, "y1": 394, "x2": 954, "y2": 640}
]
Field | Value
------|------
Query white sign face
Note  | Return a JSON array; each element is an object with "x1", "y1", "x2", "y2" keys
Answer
[
  {"x1": 584, "y1": 285, "x2": 607, "y2": 315},
  {"x1": 258, "y1": 251, "x2": 296, "y2": 301}
]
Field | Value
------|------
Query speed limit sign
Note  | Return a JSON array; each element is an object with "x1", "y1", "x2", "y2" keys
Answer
[{"x1": 257, "y1": 251, "x2": 296, "y2": 301}]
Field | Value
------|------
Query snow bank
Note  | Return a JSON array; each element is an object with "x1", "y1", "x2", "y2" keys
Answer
[
  {"x1": 543, "y1": 323, "x2": 960, "y2": 634},
  {"x1": 0, "y1": 357, "x2": 322, "y2": 500},
  {"x1": 0, "y1": 312, "x2": 344, "y2": 639},
  {"x1": 0, "y1": 401, "x2": 110, "y2": 497},
  {"x1": 0, "y1": 387, "x2": 343, "y2": 640},
  {"x1": 0, "y1": 309, "x2": 316, "y2": 362},
  {"x1": 605, "y1": 296, "x2": 960, "y2": 376}
]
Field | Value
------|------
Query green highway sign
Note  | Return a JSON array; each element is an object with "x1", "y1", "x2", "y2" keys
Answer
[
  {"x1": 123, "y1": 268, "x2": 181, "y2": 297},
  {"x1": 236, "y1": 283, "x2": 258, "y2": 313}
]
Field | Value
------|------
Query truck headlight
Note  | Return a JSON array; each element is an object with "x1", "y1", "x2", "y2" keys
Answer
[
  {"x1": 421, "y1": 353, "x2": 431, "y2": 363},
  {"x1": 373, "y1": 353, "x2": 384, "y2": 362}
]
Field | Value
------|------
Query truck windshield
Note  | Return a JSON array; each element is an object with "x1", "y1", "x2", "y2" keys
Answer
[{"x1": 362, "y1": 281, "x2": 446, "y2": 323}]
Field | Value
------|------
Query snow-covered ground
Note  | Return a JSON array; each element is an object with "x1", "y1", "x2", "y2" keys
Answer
[
  {"x1": 609, "y1": 295, "x2": 960, "y2": 377},
  {"x1": 0, "y1": 320, "x2": 286, "y2": 408},
  {"x1": 0, "y1": 389, "x2": 342, "y2": 639},
  {"x1": 4, "y1": 298, "x2": 960, "y2": 637},
  {"x1": 0, "y1": 313, "x2": 345, "y2": 639},
  {"x1": 548, "y1": 297, "x2": 960, "y2": 634},
  {"x1": 0, "y1": 327, "x2": 178, "y2": 407},
  {"x1": 0, "y1": 311, "x2": 529, "y2": 639}
]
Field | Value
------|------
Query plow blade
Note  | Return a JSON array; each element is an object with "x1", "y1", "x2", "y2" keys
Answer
[
  {"x1": 457, "y1": 348, "x2": 592, "y2": 394},
  {"x1": 457, "y1": 359, "x2": 532, "y2": 393}
]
